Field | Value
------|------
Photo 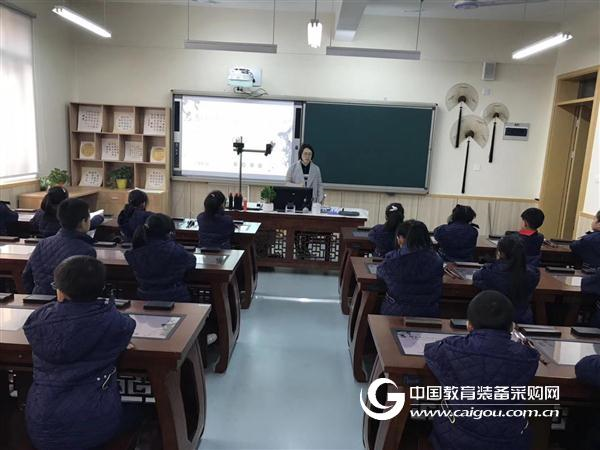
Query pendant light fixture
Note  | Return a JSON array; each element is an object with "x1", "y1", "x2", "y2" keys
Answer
[
  {"x1": 52, "y1": 2, "x2": 111, "y2": 38},
  {"x1": 307, "y1": 0, "x2": 322, "y2": 48}
]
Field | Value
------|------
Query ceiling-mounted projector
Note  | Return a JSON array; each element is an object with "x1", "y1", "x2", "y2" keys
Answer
[{"x1": 454, "y1": 0, "x2": 547, "y2": 9}]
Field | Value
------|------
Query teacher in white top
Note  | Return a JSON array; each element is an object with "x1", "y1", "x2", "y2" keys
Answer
[{"x1": 286, "y1": 143, "x2": 325, "y2": 203}]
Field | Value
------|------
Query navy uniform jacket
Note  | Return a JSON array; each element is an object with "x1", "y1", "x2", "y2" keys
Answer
[
  {"x1": 582, "y1": 269, "x2": 600, "y2": 296},
  {"x1": 24, "y1": 299, "x2": 135, "y2": 450},
  {"x1": 22, "y1": 229, "x2": 96, "y2": 294},
  {"x1": 518, "y1": 229, "x2": 544, "y2": 266},
  {"x1": 433, "y1": 222, "x2": 479, "y2": 262},
  {"x1": 576, "y1": 355, "x2": 600, "y2": 389},
  {"x1": 368, "y1": 224, "x2": 396, "y2": 257},
  {"x1": 424, "y1": 329, "x2": 539, "y2": 450},
  {"x1": 30, "y1": 209, "x2": 104, "y2": 238},
  {"x1": 117, "y1": 209, "x2": 153, "y2": 241},
  {"x1": 125, "y1": 238, "x2": 197, "y2": 302},
  {"x1": 0, "y1": 202, "x2": 18, "y2": 235},
  {"x1": 376, "y1": 248, "x2": 444, "y2": 318},
  {"x1": 196, "y1": 212, "x2": 235, "y2": 249},
  {"x1": 570, "y1": 231, "x2": 600, "y2": 268},
  {"x1": 472, "y1": 261, "x2": 540, "y2": 323}
]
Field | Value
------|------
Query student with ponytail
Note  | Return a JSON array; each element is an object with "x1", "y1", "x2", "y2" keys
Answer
[
  {"x1": 31, "y1": 186, "x2": 104, "y2": 238},
  {"x1": 196, "y1": 190, "x2": 235, "y2": 249},
  {"x1": 368, "y1": 202, "x2": 405, "y2": 257},
  {"x1": 472, "y1": 234, "x2": 540, "y2": 323},
  {"x1": 125, "y1": 213, "x2": 196, "y2": 302},
  {"x1": 117, "y1": 189, "x2": 153, "y2": 241},
  {"x1": 377, "y1": 220, "x2": 444, "y2": 317}
]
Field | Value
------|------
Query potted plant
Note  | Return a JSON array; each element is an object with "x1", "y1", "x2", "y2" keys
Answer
[
  {"x1": 260, "y1": 186, "x2": 276, "y2": 212},
  {"x1": 108, "y1": 166, "x2": 133, "y2": 190},
  {"x1": 40, "y1": 168, "x2": 69, "y2": 191}
]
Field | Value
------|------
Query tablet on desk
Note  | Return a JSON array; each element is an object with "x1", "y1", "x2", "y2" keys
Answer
[{"x1": 531, "y1": 338, "x2": 600, "y2": 365}]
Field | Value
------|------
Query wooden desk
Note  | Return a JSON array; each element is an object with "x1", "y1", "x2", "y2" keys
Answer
[
  {"x1": 338, "y1": 230, "x2": 582, "y2": 315},
  {"x1": 364, "y1": 315, "x2": 600, "y2": 450},
  {"x1": 95, "y1": 217, "x2": 260, "y2": 310},
  {"x1": 347, "y1": 257, "x2": 587, "y2": 382},
  {"x1": 225, "y1": 208, "x2": 367, "y2": 270},
  {"x1": 0, "y1": 296, "x2": 210, "y2": 450},
  {"x1": 18, "y1": 186, "x2": 100, "y2": 210},
  {"x1": 0, "y1": 242, "x2": 243, "y2": 373}
]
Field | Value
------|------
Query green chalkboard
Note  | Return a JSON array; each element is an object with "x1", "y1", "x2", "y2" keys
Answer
[{"x1": 303, "y1": 102, "x2": 435, "y2": 192}]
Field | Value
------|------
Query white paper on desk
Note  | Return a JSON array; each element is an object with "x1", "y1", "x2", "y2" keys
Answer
[
  {"x1": 554, "y1": 275, "x2": 582, "y2": 287},
  {"x1": 195, "y1": 254, "x2": 229, "y2": 265},
  {"x1": 396, "y1": 331, "x2": 454, "y2": 356},
  {"x1": 0, "y1": 244, "x2": 34, "y2": 255},
  {"x1": 77, "y1": 105, "x2": 102, "y2": 132},
  {"x1": 90, "y1": 209, "x2": 104, "y2": 220},
  {"x1": 129, "y1": 314, "x2": 181, "y2": 340},
  {"x1": 0, "y1": 307, "x2": 34, "y2": 331}
]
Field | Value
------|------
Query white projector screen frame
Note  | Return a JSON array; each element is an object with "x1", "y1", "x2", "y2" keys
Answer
[{"x1": 174, "y1": 94, "x2": 298, "y2": 183}]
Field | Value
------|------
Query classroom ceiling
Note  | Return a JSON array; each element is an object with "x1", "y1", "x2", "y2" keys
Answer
[{"x1": 111, "y1": 0, "x2": 599, "y2": 23}]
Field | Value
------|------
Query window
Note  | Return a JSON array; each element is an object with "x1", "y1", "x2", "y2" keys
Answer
[{"x1": 0, "y1": 3, "x2": 37, "y2": 182}]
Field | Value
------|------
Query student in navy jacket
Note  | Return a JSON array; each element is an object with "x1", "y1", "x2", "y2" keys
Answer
[
  {"x1": 424, "y1": 290, "x2": 540, "y2": 450},
  {"x1": 117, "y1": 189, "x2": 153, "y2": 241},
  {"x1": 30, "y1": 186, "x2": 104, "y2": 238},
  {"x1": 433, "y1": 204, "x2": 478, "y2": 262},
  {"x1": 516, "y1": 207, "x2": 545, "y2": 266},
  {"x1": 377, "y1": 220, "x2": 444, "y2": 317},
  {"x1": 570, "y1": 210, "x2": 600, "y2": 268},
  {"x1": 24, "y1": 256, "x2": 136, "y2": 450},
  {"x1": 368, "y1": 202, "x2": 404, "y2": 257},
  {"x1": 197, "y1": 190, "x2": 235, "y2": 249},
  {"x1": 125, "y1": 213, "x2": 196, "y2": 302},
  {"x1": 472, "y1": 235, "x2": 540, "y2": 323},
  {"x1": 579, "y1": 268, "x2": 600, "y2": 328},
  {"x1": 574, "y1": 355, "x2": 600, "y2": 449},
  {"x1": 23, "y1": 198, "x2": 97, "y2": 295},
  {"x1": 0, "y1": 201, "x2": 18, "y2": 235}
]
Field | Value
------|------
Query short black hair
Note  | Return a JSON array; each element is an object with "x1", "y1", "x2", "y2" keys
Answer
[
  {"x1": 467, "y1": 290, "x2": 514, "y2": 332},
  {"x1": 54, "y1": 255, "x2": 105, "y2": 301},
  {"x1": 595, "y1": 210, "x2": 600, "y2": 222},
  {"x1": 132, "y1": 213, "x2": 175, "y2": 249},
  {"x1": 451, "y1": 204, "x2": 476, "y2": 223},
  {"x1": 298, "y1": 143, "x2": 315, "y2": 161},
  {"x1": 521, "y1": 208, "x2": 544, "y2": 229},
  {"x1": 127, "y1": 189, "x2": 148, "y2": 208},
  {"x1": 57, "y1": 198, "x2": 90, "y2": 230}
]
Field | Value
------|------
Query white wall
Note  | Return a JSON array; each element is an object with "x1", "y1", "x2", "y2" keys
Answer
[
  {"x1": 12, "y1": 1, "x2": 75, "y2": 176},
  {"x1": 64, "y1": 1, "x2": 559, "y2": 200},
  {"x1": 555, "y1": 9, "x2": 600, "y2": 75}
]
